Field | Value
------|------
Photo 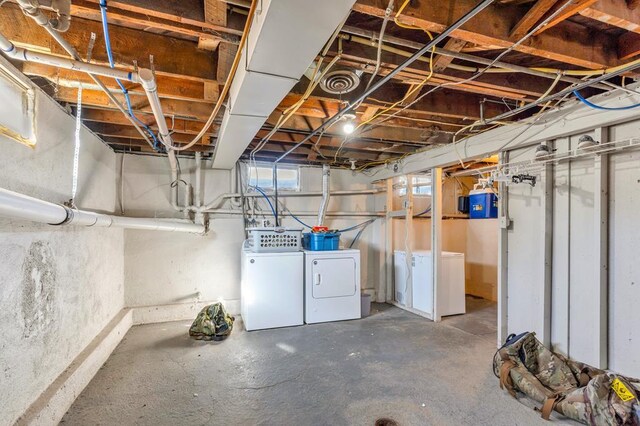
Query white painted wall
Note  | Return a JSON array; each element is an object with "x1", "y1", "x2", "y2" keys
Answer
[
  {"x1": 504, "y1": 124, "x2": 640, "y2": 378},
  {"x1": 121, "y1": 155, "x2": 385, "y2": 315},
  {"x1": 0, "y1": 79, "x2": 124, "y2": 424}
]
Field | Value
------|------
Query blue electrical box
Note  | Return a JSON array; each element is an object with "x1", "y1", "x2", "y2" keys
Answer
[{"x1": 469, "y1": 189, "x2": 498, "y2": 219}]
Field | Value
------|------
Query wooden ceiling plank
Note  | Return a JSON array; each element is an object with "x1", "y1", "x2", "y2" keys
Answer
[{"x1": 353, "y1": 0, "x2": 617, "y2": 68}]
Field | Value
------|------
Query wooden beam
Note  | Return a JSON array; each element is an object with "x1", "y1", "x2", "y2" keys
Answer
[
  {"x1": 510, "y1": 0, "x2": 559, "y2": 40},
  {"x1": 79, "y1": 108, "x2": 421, "y2": 154},
  {"x1": 0, "y1": 5, "x2": 218, "y2": 81},
  {"x1": 67, "y1": 0, "x2": 229, "y2": 45},
  {"x1": 618, "y1": 31, "x2": 640, "y2": 60},
  {"x1": 532, "y1": 0, "x2": 600, "y2": 36},
  {"x1": 80, "y1": 0, "x2": 244, "y2": 36},
  {"x1": 55, "y1": 87, "x2": 215, "y2": 120},
  {"x1": 198, "y1": 0, "x2": 228, "y2": 50},
  {"x1": 217, "y1": 42, "x2": 237, "y2": 81},
  {"x1": 432, "y1": 38, "x2": 467, "y2": 72},
  {"x1": 353, "y1": 0, "x2": 617, "y2": 68},
  {"x1": 21, "y1": 62, "x2": 216, "y2": 101},
  {"x1": 580, "y1": 0, "x2": 640, "y2": 33}
]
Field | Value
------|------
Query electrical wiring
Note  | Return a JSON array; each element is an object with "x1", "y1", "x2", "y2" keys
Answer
[
  {"x1": 573, "y1": 90, "x2": 640, "y2": 111},
  {"x1": 351, "y1": 0, "x2": 395, "y2": 113},
  {"x1": 98, "y1": 0, "x2": 161, "y2": 151},
  {"x1": 331, "y1": 0, "x2": 439, "y2": 164},
  {"x1": 359, "y1": 0, "x2": 581, "y2": 137}
]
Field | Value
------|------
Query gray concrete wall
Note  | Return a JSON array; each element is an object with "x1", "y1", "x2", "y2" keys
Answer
[
  {"x1": 120, "y1": 155, "x2": 384, "y2": 312},
  {"x1": 0, "y1": 78, "x2": 124, "y2": 424}
]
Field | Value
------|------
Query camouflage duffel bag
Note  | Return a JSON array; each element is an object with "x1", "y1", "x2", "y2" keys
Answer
[
  {"x1": 189, "y1": 303, "x2": 235, "y2": 341},
  {"x1": 494, "y1": 332, "x2": 640, "y2": 425}
]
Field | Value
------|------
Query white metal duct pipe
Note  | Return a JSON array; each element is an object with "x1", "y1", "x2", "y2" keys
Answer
[
  {"x1": 0, "y1": 32, "x2": 137, "y2": 82},
  {"x1": 317, "y1": 164, "x2": 330, "y2": 226},
  {"x1": 0, "y1": 187, "x2": 205, "y2": 233}
]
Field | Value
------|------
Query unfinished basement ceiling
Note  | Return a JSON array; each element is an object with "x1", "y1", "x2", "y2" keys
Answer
[{"x1": 1, "y1": 0, "x2": 639, "y2": 168}]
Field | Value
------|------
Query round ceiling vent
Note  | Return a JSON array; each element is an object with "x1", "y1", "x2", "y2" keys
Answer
[{"x1": 319, "y1": 69, "x2": 361, "y2": 95}]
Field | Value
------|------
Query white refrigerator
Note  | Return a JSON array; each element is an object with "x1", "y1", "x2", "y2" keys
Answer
[
  {"x1": 241, "y1": 248, "x2": 304, "y2": 331},
  {"x1": 394, "y1": 250, "x2": 466, "y2": 317}
]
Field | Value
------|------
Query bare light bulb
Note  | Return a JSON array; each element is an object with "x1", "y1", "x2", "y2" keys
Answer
[{"x1": 342, "y1": 121, "x2": 355, "y2": 135}]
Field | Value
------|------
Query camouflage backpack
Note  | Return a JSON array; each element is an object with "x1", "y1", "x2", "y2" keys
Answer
[
  {"x1": 494, "y1": 332, "x2": 640, "y2": 425},
  {"x1": 189, "y1": 303, "x2": 235, "y2": 341}
]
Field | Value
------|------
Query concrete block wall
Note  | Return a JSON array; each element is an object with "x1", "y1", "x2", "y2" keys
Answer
[
  {"x1": 0, "y1": 77, "x2": 124, "y2": 424},
  {"x1": 120, "y1": 155, "x2": 385, "y2": 315}
]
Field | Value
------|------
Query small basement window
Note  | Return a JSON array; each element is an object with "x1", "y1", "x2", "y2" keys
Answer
[
  {"x1": 398, "y1": 176, "x2": 432, "y2": 197},
  {"x1": 248, "y1": 164, "x2": 300, "y2": 191}
]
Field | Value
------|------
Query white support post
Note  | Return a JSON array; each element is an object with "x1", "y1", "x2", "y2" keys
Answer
[
  {"x1": 497, "y1": 152, "x2": 510, "y2": 345},
  {"x1": 405, "y1": 175, "x2": 414, "y2": 309},
  {"x1": 541, "y1": 141, "x2": 555, "y2": 347},
  {"x1": 593, "y1": 127, "x2": 609, "y2": 369},
  {"x1": 384, "y1": 178, "x2": 394, "y2": 303},
  {"x1": 431, "y1": 168, "x2": 443, "y2": 322}
]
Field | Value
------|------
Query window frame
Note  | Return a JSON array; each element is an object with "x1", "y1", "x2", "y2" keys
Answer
[{"x1": 246, "y1": 162, "x2": 301, "y2": 192}]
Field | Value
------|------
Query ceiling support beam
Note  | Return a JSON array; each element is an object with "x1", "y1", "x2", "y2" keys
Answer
[
  {"x1": 353, "y1": 0, "x2": 617, "y2": 68},
  {"x1": 509, "y1": 0, "x2": 559, "y2": 40}
]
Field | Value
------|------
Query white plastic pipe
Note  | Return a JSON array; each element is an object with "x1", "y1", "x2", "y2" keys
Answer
[
  {"x1": 0, "y1": 32, "x2": 137, "y2": 82},
  {"x1": 0, "y1": 187, "x2": 205, "y2": 233},
  {"x1": 195, "y1": 152, "x2": 202, "y2": 209}
]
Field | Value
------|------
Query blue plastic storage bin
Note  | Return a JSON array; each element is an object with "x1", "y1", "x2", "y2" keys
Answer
[
  {"x1": 469, "y1": 189, "x2": 498, "y2": 219},
  {"x1": 302, "y1": 232, "x2": 341, "y2": 251}
]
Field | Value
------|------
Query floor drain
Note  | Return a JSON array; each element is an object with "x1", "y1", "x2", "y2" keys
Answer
[{"x1": 375, "y1": 418, "x2": 399, "y2": 426}]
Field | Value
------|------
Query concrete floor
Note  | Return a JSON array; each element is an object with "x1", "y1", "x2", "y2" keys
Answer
[{"x1": 62, "y1": 298, "x2": 570, "y2": 426}]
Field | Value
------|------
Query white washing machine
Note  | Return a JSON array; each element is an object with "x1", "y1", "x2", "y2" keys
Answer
[
  {"x1": 241, "y1": 248, "x2": 304, "y2": 331},
  {"x1": 394, "y1": 250, "x2": 466, "y2": 317},
  {"x1": 304, "y1": 249, "x2": 361, "y2": 324}
]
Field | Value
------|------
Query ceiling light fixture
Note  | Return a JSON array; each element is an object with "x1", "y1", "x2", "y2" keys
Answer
[{"x1": 342, "y1": 113, "x2": 357, "y2": 135}]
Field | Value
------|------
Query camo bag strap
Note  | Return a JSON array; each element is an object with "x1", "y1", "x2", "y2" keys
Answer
[
  {"x1": 500, "y1": 359, "x2": 518, "y2": 398},
  {"x1": 541, "y1": 394, "x2": 561, "y2": 421}
]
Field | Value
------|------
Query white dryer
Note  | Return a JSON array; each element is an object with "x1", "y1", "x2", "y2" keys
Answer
[{"x1": 303, "y1": 249, "x2": 361, "y2": 324}]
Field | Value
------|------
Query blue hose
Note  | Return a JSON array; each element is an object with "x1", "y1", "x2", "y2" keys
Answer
[
  {"x1": 574, "y1": 90, "x2": 640, "y2": 111},
  {"x1": 99, "y1": 0, "x2": 161, "y2": 150},
  {"x1": 414, "y1": 206, "x2": 432, "y2": 217},
  {"x1": 251, "y1": 186, "x2": 278, "y2": 218}
]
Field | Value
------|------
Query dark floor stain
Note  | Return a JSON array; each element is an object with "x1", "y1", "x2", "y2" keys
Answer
[{"x1": 21, "y1": 240, "x2": 57, "y2": 338}]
